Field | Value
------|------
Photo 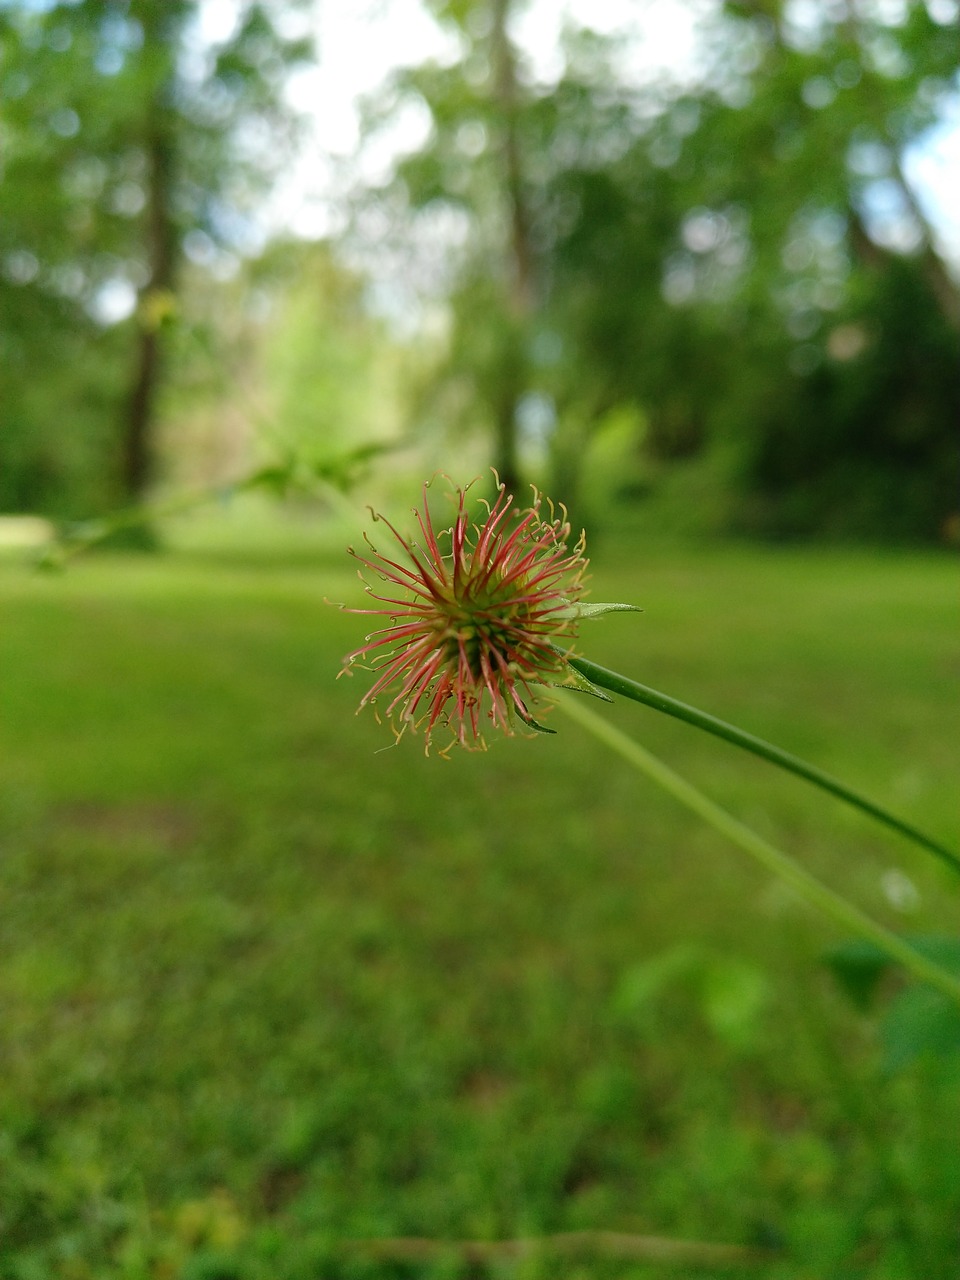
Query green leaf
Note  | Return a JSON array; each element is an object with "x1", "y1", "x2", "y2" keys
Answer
[
  {"x1": 907, "y1": 936, "x2": 960, "y2": 974},
  {"x1": 611, "y1": 947, "x2": 768, "y2": 1049},
  {"x1": 826, "y1": 935, "x2": 960, "y2": 1015},
  {"x1": 551, "y1": 662, "x2": 613, "y2": 702},
  {"x1": 515, "y1": 703, "x2": 557, "y2": 735},
  {"x1": 882, "y1": 986, "x2": 960, "y2": 1074},
  {"x1": 574, "y1": 602, "x2": 644, "y2": 620},
  {"x1": 699, "y1": 957, "x2": 769, "y2": 1050},
  {"x1": 824, "y1": 940, "x2": 892, "y2": 1011},
  {"x1": 244, "y1": 464, "x2": 296, "y2": 497}
]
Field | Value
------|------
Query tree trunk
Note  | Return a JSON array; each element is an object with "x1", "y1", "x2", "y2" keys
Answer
[
  {"x1": 489, "y1": 0, "x2": 533, "y2": 496},
  {"x1": 493, "y1": 335, "x2": 523, "y2": 496},
  {"x1": 889, "y1": 156, "x2": 960, "y2": 333},
  {"x1": 834, "y1": 0, "x2": 960, "y2": 332},
  {"x1": 121, "y1": 117, "x2": 176, "y2": 502}
]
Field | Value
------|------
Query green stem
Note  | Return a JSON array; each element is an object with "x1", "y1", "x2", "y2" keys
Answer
[
  {"x1": 569, "y1": 656, "x2": 960, "y2": 878},
  {"x1": 550, "y1": 692, "x2": 960, "y2": 1004}
]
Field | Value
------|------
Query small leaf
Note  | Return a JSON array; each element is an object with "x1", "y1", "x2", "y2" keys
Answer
[
  {"x1": 824, "y1": 940, "x2": 892, "y2": 1011},
  {"x1": 908, "y1": 936, "x2": 960, "y2": 974},
  {"x1": 515, "y1": 703, "x2": 557, "y2": 735},
  {"x1": 575, "y1": 602, "x2": 644, "y2": 619},
  {"x1": 552, "y1": 662, "x2": 614, "y2": 702},
  {"x1": 699, "y1": 958, "x2": 770, "y2": 1049},
  {"x1": 824, "y1": 935, "x2": 960, "y2": 1012},
  {"x1": 244, "y1": 464, "x2": 295, "y2": 496}
]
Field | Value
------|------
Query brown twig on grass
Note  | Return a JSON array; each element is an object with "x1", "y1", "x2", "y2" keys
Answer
[{"x1": 338, "y1": 1229, "x2": 776, "y2": 1268}]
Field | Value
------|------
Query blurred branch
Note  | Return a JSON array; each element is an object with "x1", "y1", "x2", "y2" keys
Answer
[
  {"x1": 35, "y1": 439, "x2": 404, "y2": 570},
  {"x1": 338, "y1": 1229, "x2": 775, "y2": 1267},
  {"x1": 729, "y1": 0, "x2": 960, "y2": 333},
  {"x1": 491, "y1": 0, "x2": 535, "y2": 321}
]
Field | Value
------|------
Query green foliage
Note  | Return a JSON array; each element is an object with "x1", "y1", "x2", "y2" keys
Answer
[
  {"x1": 0, "y1": 0, "x2": 313, "y2": 514},
  {"x1": 827, "y1": 936, "x2": 960, "y2": 1073},
  {"x1": 1, "y1": 529, "x2": 959, "y2": 1274},
  {"x1": 356, "y1": 0, "x2": 960, "y2": 538},
  {"x1": 32, "y1": 436, "x2": 399, "y2": 570},
  {"x1": 149, "y1": 237, "x2": 409, "y2": 508},
  {"x1": 613, "y1": 945, "x2": 771, "y2": 1051},
  {"x1": 737, "y1": 257, "x2": 960, "y2": 540},
  {"x1": 883, "y1": 986, "x2": 960, "y2": 1074},
  {"x1": 255, "y1": 243, "x2": 406, "y2": 467}
]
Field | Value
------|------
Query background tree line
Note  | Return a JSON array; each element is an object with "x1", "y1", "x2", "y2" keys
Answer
[{"x1": 1, "y1": 0, "x2": 957, "y2": 540}]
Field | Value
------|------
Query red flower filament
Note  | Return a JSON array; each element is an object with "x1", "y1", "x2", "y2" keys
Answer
[{"x1": 343, "y1": 477, "x2": 588, "y2": 752}]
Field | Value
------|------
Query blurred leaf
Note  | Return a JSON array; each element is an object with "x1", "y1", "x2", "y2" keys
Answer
[
  {"x1": 612, "y1": 946, "x2": 768, "y2": 1049},
  {"x1": 824, "y1": 939, "x2": 892, "y2": 1011},
  {"x1": 882, "y1": 986, "x2": 960, "y2": 1074},
  {"x1": 699, "y1": 957, "x2": 770, "y2": 1050},
  {"x1": 611, "y1": 944, "x2": 702, "y2": 1023},
  {"x1": 826, "y1": 935, "x2": 960, "y2": 1072},
  {"x1": 243, "y1": 463, "x2": 297, "y2": 498},
  {"x1": 353, "y1": 0, "x2": 959, "y2": 534},
  {"x1": 826, "y1": 934, "x2": 960, "y2": 1012}
]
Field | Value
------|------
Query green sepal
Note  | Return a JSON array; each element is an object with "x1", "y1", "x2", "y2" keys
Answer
[
  {"x1": 515, "y1": 703, "x2": 557, "y2": 735},
  {"x1": 544, "y1": 645, "x2": 614, "y2": 702},
  {"x1": 575, "y1": 602, "x2": 643, "y2": 619}
]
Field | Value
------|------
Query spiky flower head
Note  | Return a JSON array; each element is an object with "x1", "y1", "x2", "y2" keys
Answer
[{"x1": 341, "y1": 475, "x2": 592, "y2": 754}]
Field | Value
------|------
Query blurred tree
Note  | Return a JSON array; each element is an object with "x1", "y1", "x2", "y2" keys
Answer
[
  {"x1": 679, "y1": 0, "x2": 960, "y2": 537},
  {"x1": 738, "y1": 254, "x2": 960, "y2": 540},
  {"x1": 362, "y1": 0, "x2": 541, "y2": 496},
  {"x1": 176, "y1": 237, "x2": 404, "y2": 487},
  {"x1": 354, "y1": 0, "x2": 959, "y2": 537},
  {"x1": 540, "y1": 1, "x2": 960, "y2": 533},
  {"x1": 555, "y1": 0, "x2": 960, "y2": 529},
  {"x1": 0, "y1": 0, "x2": 312, "y2": 517},
  {"x1": 257, "y1": 243, "x2": 403, "y2": 467}
]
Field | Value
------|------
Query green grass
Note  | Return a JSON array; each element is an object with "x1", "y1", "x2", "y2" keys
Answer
[{"x1": 1, "y1": 523, "x2": 959, "y2": 1278}]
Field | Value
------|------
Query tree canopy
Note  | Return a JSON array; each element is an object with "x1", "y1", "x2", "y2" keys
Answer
[
  {"x1": 0, "y1": 0, "x2": 312, "y2": 516},
  {"x1": 351, "y1": 0, "x2": 959, "y2": 536},
  {"x1": 1, "y1": 0, "x2": 957, "y2": 539}
]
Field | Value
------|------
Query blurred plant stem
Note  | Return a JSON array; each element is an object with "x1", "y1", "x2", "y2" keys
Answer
[
  {"x1": 35, "y1": 442, "x2": 399, "y2": 570},
  {"x1": 550, "y1": 691, "x2": 960, "y2": 1006},
  {"x1": 569, "y1": 656, "x2": 960, "y2": 877}
]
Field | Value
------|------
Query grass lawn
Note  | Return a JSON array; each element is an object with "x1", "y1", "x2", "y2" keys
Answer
[{"x1": 1, "y1": 516, "x2": 958, "y2": 1278}]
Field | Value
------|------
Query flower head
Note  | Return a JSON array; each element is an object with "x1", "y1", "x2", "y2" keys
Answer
[{"x1": 342, "y1": 475, "x2": 589, "y2": 753}]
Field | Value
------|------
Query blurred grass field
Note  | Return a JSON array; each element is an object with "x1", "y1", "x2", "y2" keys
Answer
[{"x1": 1, "y1": 513, "x2": 959, "y2": 1278}]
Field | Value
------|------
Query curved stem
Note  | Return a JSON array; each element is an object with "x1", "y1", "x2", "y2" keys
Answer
[
  {"x1": 551, "y1": 692, "x2": 960, "y2": 1004},
  {"x1": 569, "y1": 656, "x2": 960, "y2": 878}
]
